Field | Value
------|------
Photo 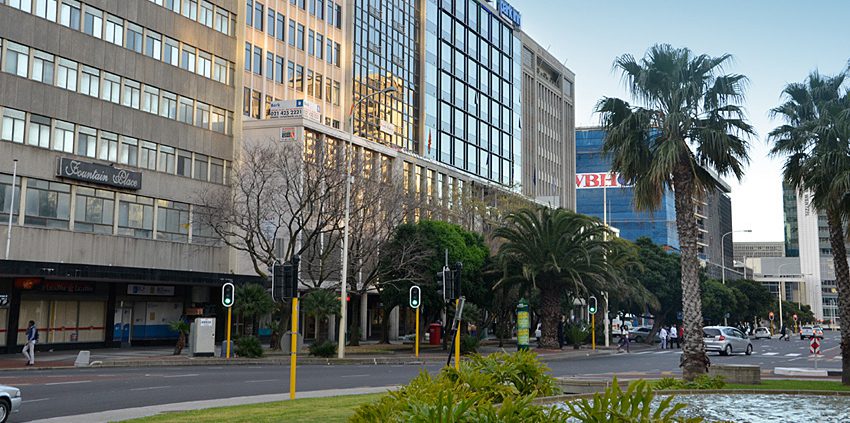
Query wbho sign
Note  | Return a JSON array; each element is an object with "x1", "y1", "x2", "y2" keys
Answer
[
  {"x1": 575, "y1": 172, "x2": 632, "y2": 189},
  {"x1": 497, "y1": 0, "x2": 521, "y2": 27}
]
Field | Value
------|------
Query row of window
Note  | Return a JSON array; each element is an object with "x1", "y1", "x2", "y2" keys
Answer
[
  {"x1": 0, "y1": 174, "x2": 218, "y2": 244},
  {"x1": 0, "y1": 39, "x2": 235, "y2": 135},
  {"x1": 145, "y1": 0, "x2": 235, "y2": 36},
  {"x1": 244, "y1": 51, "x2": 342, "y2": 101},
  {"x1": 438, "y1": 0, "x2": 513, "y2": 56},
  {"x1": 244, "y1": 28, "x2": 341, "y2": 74},
  {"x1": 1, "y1": 0, "x2": 236, "y2": 86},
  {"x1": 243, "y1": 79, "x2": 341, "y2": 123},
  {"x1": 1, "y1": 106, "x2": 230, "y2": 185},
  {"x1": 247, "y1": 0, "x2": 342, "y2": 31}
]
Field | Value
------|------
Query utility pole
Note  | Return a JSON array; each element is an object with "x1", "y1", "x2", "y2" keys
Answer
[{"x1": 4, "y1": 159, "x2": 17, "y2": 260}]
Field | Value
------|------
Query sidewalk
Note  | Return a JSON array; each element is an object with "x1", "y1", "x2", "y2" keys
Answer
[{"x1": 0, "y1": 339, "x2": 643, "y2": 370}]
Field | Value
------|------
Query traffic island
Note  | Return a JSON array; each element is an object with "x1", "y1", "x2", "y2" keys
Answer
[{"x1": 709, "y1": 364, "x2": 761, "y2": 384}]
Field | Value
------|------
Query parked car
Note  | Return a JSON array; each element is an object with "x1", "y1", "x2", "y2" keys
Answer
[
  {"x1": 629, "y1": 326, "x2": 661, "y2": 343},
  {"x1": 752, "y1": 327, "x2": 771, "y2": 340},
  {"x1": 813, "y1": 326, "x2": 824, "y2": 339},
  {"x1": 0, "y1": 384, "x2": 21, "y2": 423},
  {"x1": 800, "y1": 325, "x2": 814, "y2": 340},
  {"x1": 703, "y1": 326, "x2": 753, "y2": 356}
]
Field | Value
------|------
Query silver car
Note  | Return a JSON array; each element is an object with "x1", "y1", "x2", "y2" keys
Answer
[
  {"x1": 0, "y1": 384, "x2": 21, "y2": 423},
  {"x1": 704, "y1": 326, "x2": 753, "y2": 356}
]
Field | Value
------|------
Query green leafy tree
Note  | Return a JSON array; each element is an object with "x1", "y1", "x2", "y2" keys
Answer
[
  {"x1": 494, "y1": 207, "x2": 629, "y2": 349},
  {"x1": 169, "y1": 320, "x2": 190, "y2": 355},
  {"x1": 700, "y1": 280, "x2": 739, "y2": 325},
  {"x1": 622, "y1": 238, "x2": 682, "y2": 343},
  {"x1": 769, "y1": 70, "x2": 850, "y2": 384},
  {"x1": 727, "y1": 279, "x2": 773, "y2": 326},
  {"x1": 301, "y1": 289, "x2": 339, "y2": 342},
  {"x1": 597, "y1": 44, "x2": 755, "y2": 379},
  {"x1": 234, "y1": 283, "x2": 275, "y2": 337}
]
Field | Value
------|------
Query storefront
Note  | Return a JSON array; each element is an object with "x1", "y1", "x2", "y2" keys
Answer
[{"x1": 0, "y1": 260, "x2": 262, "y2": 353}]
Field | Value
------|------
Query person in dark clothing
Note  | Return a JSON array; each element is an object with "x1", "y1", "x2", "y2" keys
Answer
[{"x1": 557, "y1": 315, "x2": 565, "y2": 349}]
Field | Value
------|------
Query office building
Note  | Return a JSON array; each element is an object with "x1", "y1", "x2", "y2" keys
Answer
[
  {"x1": 733, "y1": 241, "x2": 784, "y2": 276},
  {"x1": 517, "y1": 31, "x2": 576, "y2": 210},
  {"x1": 0, "y1": 0, "x2": 260, "y2": 352},
  {"x1": 747, "y1": 256, "x2": 835, "y2": 326},
  {"x1": 576, "y1": 127, "x2": 733, "y2": 279}
]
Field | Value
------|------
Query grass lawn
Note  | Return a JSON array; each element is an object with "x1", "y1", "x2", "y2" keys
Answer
[
  {"x1": 119, "y1": 393, "x2": 383, "y2": 423},
  {"x1": 727, "y1": 379, "x2": 850, "y2": 392}
]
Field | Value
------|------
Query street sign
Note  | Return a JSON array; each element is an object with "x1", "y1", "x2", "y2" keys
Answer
[
  {"x1": 793, "y1": 314, "x2": 798, "y2": 321},
  {"x1": 409, "y1": 285, "x2": 421, "y2": 309},
  {"x1": 676, "y1": 311, "x2": 683, "y2": 320},
  {"x1": 769, "y1": 311, "x2": 774, "y2": 321},
  {"x1": 810, "y1": 337, "x2": 821, "y2": 355},
  {"x1": 0, "y1": 294, "x2": 8, "y2": 307}
]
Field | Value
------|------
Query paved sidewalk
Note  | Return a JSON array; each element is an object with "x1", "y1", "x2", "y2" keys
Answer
[{"x1": 27, "y1": 385, "x2": 400, "y2": 423}]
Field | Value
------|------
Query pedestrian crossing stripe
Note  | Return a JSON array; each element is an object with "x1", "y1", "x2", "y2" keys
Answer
[
  {"x1": 784, "y1": 353, "x2": 800, "y2": 357},
  {"x1": 762, "y1": 352, "x2": 779, "y2": 356}
]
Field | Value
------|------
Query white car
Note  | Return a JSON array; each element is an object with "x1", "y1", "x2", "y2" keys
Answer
[
  {"x1": 704, "y1": 326, "x2": 753, "y2": 356},
  {"x1": 0, "y1": 384, "x2": 21, "y2": 423},
  {"x1": 752, "y1": 327, "x2": 771, "y2": 340},
  {"x1": 800, "y1": 325, "x2": 814, "y2": 340}
]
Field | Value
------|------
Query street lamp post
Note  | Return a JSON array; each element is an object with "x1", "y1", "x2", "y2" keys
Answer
[
  {"x1": 4, "y1": 159, "x2": 18, "y2": 260},
  {"x1": 776, "y1": 262, "x2": 793, "y2": 331},
  {"x1": 338, "y1": 86, "x2": 396, "y2": 359},
  {"x1": 721, "y1": 229, "x2": 751, "y2": 325}
]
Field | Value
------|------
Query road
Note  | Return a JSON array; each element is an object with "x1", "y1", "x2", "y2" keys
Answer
[{"x1": 6, "y1": 332, "x2": 841, "y2": 422}]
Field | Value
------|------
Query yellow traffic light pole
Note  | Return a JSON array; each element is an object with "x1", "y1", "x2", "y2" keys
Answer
[
  {"x1": 290, "y1": 297, "x2": 299, "y2": 400},
  {"x1": 415, "y1": 307, "x2": 420, "y2": 358},
  {"x1": 226, "y1": 307, "x2": 232, "y2": 358},
  {"x1": 591, "y1": 314, "x2": 596, "y2": 350},
  {"x1": 454, "y1": 298, "x2": 461, "y2": 371}
]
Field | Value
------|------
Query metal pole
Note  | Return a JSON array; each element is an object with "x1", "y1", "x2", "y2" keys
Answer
[
  {"x1": 603, "y1": 292, "x2": 609, "y2": 348},
  {"x1": 778, "y1": 280, "x2": 784, "y2": 330},
  {"x1": 226, "y1": 307, "x2": 232, "y2": 358},
  {"x1": 337, "y1": 114, "x2": 353, "y2": 359},
  {"x1": 591, "y1": 314, "x2": 596, "y2": 350},
  {"x1": 454, "y1": 298, "x2": 460, "y2": 371},
  {"x1": 5, "y1": 159, "x2": 17, "y2": 260},
  {"x1": 290, "y1": 297, "x2": 299, "y2": 399},
  {"x1": 415, "y1": 307, "x2": 420, "y2": 358}
]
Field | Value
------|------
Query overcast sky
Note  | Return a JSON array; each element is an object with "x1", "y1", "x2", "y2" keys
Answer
[{"x1": 511, "y1": 0, "x2": 850, "y2": 242}]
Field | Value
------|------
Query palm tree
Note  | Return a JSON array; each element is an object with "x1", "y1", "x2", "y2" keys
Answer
[
  {"x1": 301, "y1": 289, "x2": 340, "y2": 342},
  {"x1": 234, "y1": 283, "x2": 276, "y2": 337},
  {"x1": 769, "y1": 70, "x2": 850, "y2": 384},
  {"x1": 494, "y1": 207, "x2": 628, "y2": 349},
  {"x1": 169, "y1": 320, "x2": 190, "y2": 355},
  {"x1": 596, "y1": 44, "x2": 754, "y2": 379}
]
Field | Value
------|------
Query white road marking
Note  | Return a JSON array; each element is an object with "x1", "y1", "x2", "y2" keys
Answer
[
  {"x1": 785, "y1": 353, "x2": 801, "y2": 357},
  {"x1": 634, "y1": 351, "x2": 652, "y2": 355},
  {"x1": 23, "y1": 398, "x2": 51, "y2": 403},
  {"x1": 45, "y1": 380, "x2": 91, "y2": 386},
  {"x1": 341, "y1": 374, "x2": 370, "y2": 378},
  {"x1": 163, "y1": 373, "x2": 200, "y2": 378},
  {"x1": 245, "y1": 379, "x2": 279, "y2": 383},
  {"x1": 762, "y1": 352, "x2": 779, "y2": 356},
  {"x1": 130, "y1": 386, "x2": 171, "y2": 391}
]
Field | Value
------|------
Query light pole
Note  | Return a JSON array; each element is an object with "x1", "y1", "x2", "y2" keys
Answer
[
  {"x1": 776, "y1": 262, "x2": 794, "y2": 331},
  {"x1": 338, "y1": 86, "x2": 397, "y2": 358},
  {"x1": 4, "y1": 159, "x2": 18, "y2": 260},
  {"x1": 721, "y1": 229, "x2": 751, "y2": 325}
]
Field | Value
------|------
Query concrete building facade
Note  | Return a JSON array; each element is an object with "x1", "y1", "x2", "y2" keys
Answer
[{"x1": 0, "y1": 0, "x2": 260, "y2": 352}]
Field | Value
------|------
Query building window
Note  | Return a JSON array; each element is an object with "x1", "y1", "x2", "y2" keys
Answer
[
  {"x1": 25, "y1": 179, "x2": 71, "y2": 229},
  {"x1": 27, "y1": 115, "x2": 51, "y2": 149},
  {"x1": 334, "y1": 42, "x2": 340, "y2": 67},
  {"x1": 316, "y1": 33, "x2": 323, "y2": 59},
  {"x1": 177, "y1": 149, "x2": 192, "y2": 177},
  {"x1": 52, "y1": 120, "x2": 74, "y2": 153},
  {"x1": 333, "y1": 81, "x2": 340, "y2": 105},
  {"x1": 307, "y1": 69, "x2": 314, "y2": 97},
  {"x1": 83, "y1": 6, "x2": 103, "y2": 38},
  {"x1": 76, "y1": 126, "x2": 96, "y2": 158},
  {"x1": 211, "y1": 107, "x2": 225, "y2": 133},
  {"x1": 0, "y1": 174, "x2": 21, "y2": 224},
  {"x1": 251, "y1": 90, "x2": 261, "y2": 118},
  {"x1": 182, "y1": 0, "x2": 198, "y2": 20},
  {"x1": 160, "y1": 91, "x2": 177, "y2": 119},
  {"x1": 4, "y1": 42, "x2": 29, "y2": 78},
  {"x1": 118, "y1": 194, "x2": 154, "y2": 238},
  {"x1": 274, "y1": 56, "x2": 284, "y2": 83},
  {"x1": 1, "y1": 108, "x2": 26, "y2": 144},
  {"x1": 192, "y1": 206, "x2": 219, "y2": 245},
  {"x1": 98, "y1": 131, "x2": 118, "y2": 162},
  {"x1": 139, "y1": 141, "x2": 157, "y2": 170},
  {"x1": 253, "y1": 1, "x2": 264, "y2": 30},
  {"x1": 266, "y1": 52, "x2": 274, "y2": 80},
  {"x1": 181, "y1": 46, "x2": 196, "y2": 73},
  {"x1": 157, "y1": 145, "x2": 176, "y2": 173},
  {"x1": 142, "y1": 86, "x2": 160, "y2": 114},
  {"x1": 213, "y1": 57, "x2": 227, "y2": 84},
  {"x1": 315, "y1": 73, "x2": 323, "y2": 100},
  {"x1": 55, "y1": 58, "x2": 77, "y2": 91},
  {"x1": 242, "y1": 87, "x2": 251, "y2": 116},
  {"x1": 145, "y1": 31, "x2": 162, "y2": 60},
  {"x1": 79, "y1": 65, "x2": 100, "y2": 98},
  {"x1": 156, "y1": 200, "x2": 190, "y2": 242},
  {"x1": 119, "y1": 136, "x2": 138, "y2": 167},
  {"x1": 178, "y1": 97, "x2": 194, "y2": 124},
  {"x1": 308, "y1": 30, "x2": 315, "y2": 55},
  {"x1": 104, "y1": 14, "x2": 123, "y2": 46},
  {"x1": 296, "y1": 23, "x2": 304, "y2": 50},
  {"x1": 194, "y1": 154, "x2": 209, "y2": 181},
  {"x1": 326, "y1": 38, "x2": 333, "y2": 64},
  {"x1": 244, "y1": 43, "x2": 252, "y2": 71},
  {"x1": 288, "y1": 20, "x2": 296, "y2": 47},
  {"x1": 295, "y1": 65, "x2": 304, "y2": 92},
  {"x1": 101, "y1": 72, "x2": 120, "y2": 103},
  {"x1": 74, "y1": 187, "x2": 114, "y2": 234},
  {"x1": 60, "y1": 0, "x2": 81, "y2": 30},
  {"x1": 264, "y1": 94, "x2": 273, "y2": 117},
  {"x1": 246, "y1": 0, "x2": 253, "y2": 26},
  {"x1": 195, "y1": 102, "x2": 210, "y2": 128},
  {"x1": 276, "y1": 13, "x2": 285, "y2": 42},
  {"x1": 125, "y1": 23, "x2": 143, "y2": 53},
  {"x1": 164, "y1": 37, "x2": 179, "y2": 66},
  {"x1": 317, "y1": 0, "x2": 324, "y2": 19},
  {"x1": 122, "y1": 79, "x2": 141, "y2": 109},
  {"x1": 35, "y1": 0, "x2": 57, "y2": 20},
  {"x1": 309, "y1": 0, "x2": 315, "y2": 15},
  {"x1": 210, "y1": 158, "x2": 224, "y2": 184},
  {"x1": 287, "y1": 61, "x2": 295, "y2": 89},
  {"x1": 31, "y1": 50, "x2": 54, "y2": 84},
  {"x1": 214, "y1": 9, "x2": 230, "y2": 34},
  {"x1": 198, "y1": 51, "x2": 212, "y2": 78},
  {"x1": 166, "y1": 0, "x2": 180, "y2": 13},
  {"x1": 253, "y1": 46, "x2": 262, "y2": 75},
  {"x1": 267, "y1": 7, "x2": 275, "y2": 37},
  {"x1": 200, "y1": 1, "x2": 214, "y2": 27}
]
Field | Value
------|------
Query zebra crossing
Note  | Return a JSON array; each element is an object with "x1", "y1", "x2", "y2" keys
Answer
[{"x1": 631, "y1": 349, "x2": 837, "y2": 359}]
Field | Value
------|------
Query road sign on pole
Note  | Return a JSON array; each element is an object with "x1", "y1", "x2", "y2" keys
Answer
[
  {"x1": 810, "y1": 337, "x2": 821, "y2": 355},
  {"x1": 769, "y1": 311, "x2": 774, "y2": 321}
]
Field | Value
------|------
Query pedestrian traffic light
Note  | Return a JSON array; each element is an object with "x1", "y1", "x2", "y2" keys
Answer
[
  {"x1": 588, "y1": 295, "x2": 598, "y2": 315},
  {"x1": 439, "y1": 266, "x2": 453, "y2": 302},
  {"x1": 222, "y1": 282, "x2": 235, "y2": 308},
  {"x1": 409, "y1": 285, "x2": 421, "y2": 309},
  {"x1": 272, "y1": 262, "x2": 284, "y2": 302},
  {"x1": 451, "y1": 262, "x2": 462, "y2": 300},
  {"x1": 282, "y1": 256, "x2": 300, "y2": 299}
]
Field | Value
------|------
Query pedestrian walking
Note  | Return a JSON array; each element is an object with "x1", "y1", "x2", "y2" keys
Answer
[
  {"x1": 617, "y1": 325, "x2": 631, "y2": 353},
  {"x1": 670, "y1": 325, "x2": 679, "y2": 348},
  {"x1": 779, "y1": 324, "x2": 788, "y2": 341},
  {"x1": 659, "y1": 326, "x2": 668, "y2": 349},
  {"x1": 22, "y1": 320, "x2": 37, "y2": 366},
  {"x1": 557, "y1": 315, "x2": 565, "y2": 349}
]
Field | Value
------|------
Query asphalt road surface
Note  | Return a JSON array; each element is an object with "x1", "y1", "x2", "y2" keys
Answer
[{"x1": 6, "y1": 331, "x2": 842, "y2": 422}]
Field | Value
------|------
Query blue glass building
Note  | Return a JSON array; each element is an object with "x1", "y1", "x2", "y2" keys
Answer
[{"x1": 575, "y1": 128, "x2": 679, "y2": 250}]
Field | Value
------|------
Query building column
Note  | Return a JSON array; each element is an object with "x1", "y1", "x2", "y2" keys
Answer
[
  {"x1": 389, "y1": 306, "x2": 399, "y2": 341},
  {"x1": 359, "y1": 292, "x2": 368, "y2": 341}
]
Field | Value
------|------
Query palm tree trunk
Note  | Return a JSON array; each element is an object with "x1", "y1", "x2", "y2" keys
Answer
[
  {"x1": 673, "y1": 166, "x2": 710, "y2": 380},
  {"x1": 538, "y1": 287, "x2": 561, "y2": 349},
  {"x1": 825, "y1": 211, "x2": 850, "y2": 385}
]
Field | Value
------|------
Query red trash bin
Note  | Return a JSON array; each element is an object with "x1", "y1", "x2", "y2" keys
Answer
[{"x1": 429, "y1": 323, "x2": 442, "y2": 345}]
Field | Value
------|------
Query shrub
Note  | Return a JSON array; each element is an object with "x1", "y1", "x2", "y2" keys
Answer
[
  {"x1": 350, "y1": 351, "x2": 563, "y2": 422},
  {"x1": 653, "y1": 375, "x2": 726, "y2": 390},
  {"x1": 459, "y1": 334, "x2": 480, "y2": 355},
  {"x1": 563, "y1": 378, "x2": 703, "y2": 423},
  {"x1": 308, "y1": 340, "x2": 337, "y2": 358},
  {"x1": 565, "y1": 324, "x2": 590, "y2": 348},
  {"x1": 235, "y1": 335, "x2": 263, "y2": 358}
]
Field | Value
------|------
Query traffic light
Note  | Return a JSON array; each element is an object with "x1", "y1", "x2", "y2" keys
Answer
[
  {"x1": 439, "y1": 266, "x2": 453, "y2": 302},
  {"x1": 272, "y1": 263, "x2": 284, "y2": 301},
  {"x1": 222, "y1": 282, "x2": 235, "y2": 307},
  {"x1": 409, "y1": 285, "x2": 421, "y2": 309},
  {"x1": 588, "y1": 295, "x2": 597, "y2": 315},
  {"x1": 282, "y1": 256, "x2": 300, "y2": 299},
  {"x1": 451, "y1": 262, "x2": 462, "y2": 300}
]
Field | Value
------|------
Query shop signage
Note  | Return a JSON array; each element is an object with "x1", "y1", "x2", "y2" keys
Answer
[
  {"x1": 379, "y1": 120, "x2": 396, "y2": 135},
  {"x1": 280, "y1": 127, "x2": 298, "y2": 142},
  {"x1": 269, "y1": 99, "x2": 321, "y2": 122},
  {"x1": 0, "y1": 295, "x2": 8, "y2": 307},
  {"x1": 57, "y1": 158, "x2": 142, "y2": 190},
  {"x1": 575, "y1": 172, "x2": 633, "y2": 189},
  {"x1": 497, "y1": 0, "x2": 521, "y2": 27},
  {"x1": 42, "y1": 281, "x2": 95, "y2": 293},
  {"x1": 127, "y1": 284, "x2": 176, "y2": 296}
]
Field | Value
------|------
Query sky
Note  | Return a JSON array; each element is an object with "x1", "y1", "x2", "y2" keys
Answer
[{"x1": 510, "y1": 0, "x2": 850, "y2": 242}]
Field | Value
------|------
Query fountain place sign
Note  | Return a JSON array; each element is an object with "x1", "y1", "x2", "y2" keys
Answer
[{"x1": 57, "y1": 157, "x2": 142, "y2": 190}]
